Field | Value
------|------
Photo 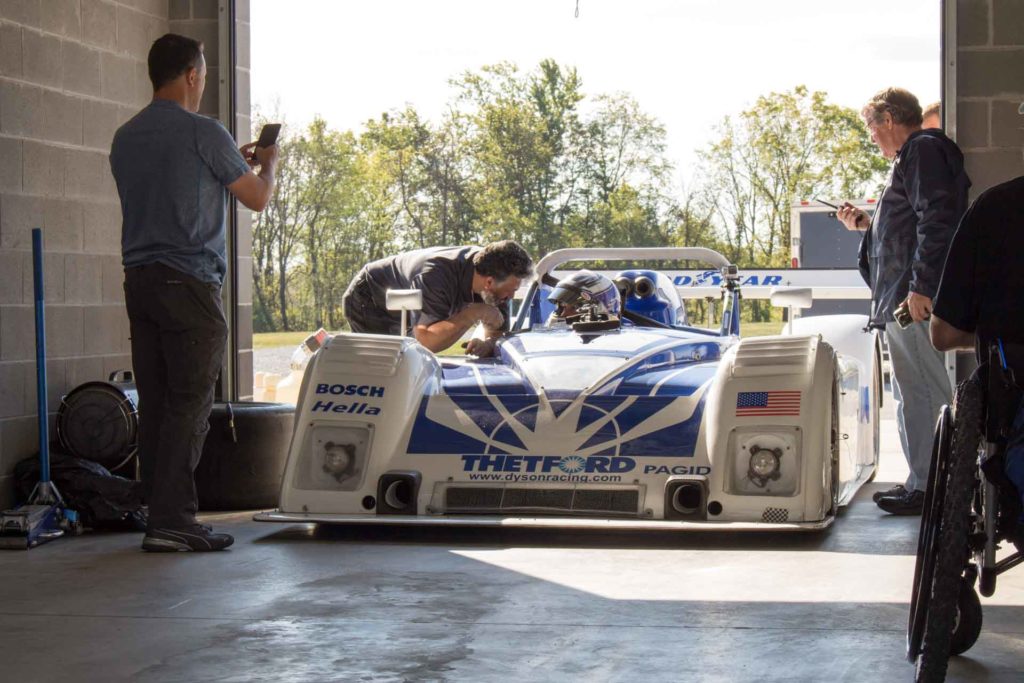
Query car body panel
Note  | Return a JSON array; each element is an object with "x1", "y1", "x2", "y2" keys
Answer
[{"x1": 258, "y1": 248, "x2": 880, "y2": 531}]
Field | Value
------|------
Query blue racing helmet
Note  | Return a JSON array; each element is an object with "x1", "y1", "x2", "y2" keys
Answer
[{"x1": 547, "y1": 270, "x2": 621, "y2": 319}]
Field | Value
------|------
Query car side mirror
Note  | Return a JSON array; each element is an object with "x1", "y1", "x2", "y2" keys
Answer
[
  {"x1": 769, "y1": 287, "x2": 813, "y2": 310},
  {"x1": 386, "y1": 289, "x2": 423, "y2": 337}
]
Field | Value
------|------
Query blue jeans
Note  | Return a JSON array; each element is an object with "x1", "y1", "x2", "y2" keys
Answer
[{"x1": 885, "y1": 321, "x2": 953, "y2": 492}]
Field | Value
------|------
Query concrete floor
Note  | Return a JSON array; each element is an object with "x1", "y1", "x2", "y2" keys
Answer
[{"x1": 2, "y1": 418, "x2": 1023, "y2": 682}]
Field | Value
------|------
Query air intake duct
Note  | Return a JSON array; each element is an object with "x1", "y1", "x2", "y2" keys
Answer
[{"x1": 634, "y1": 275, "x2": 656, "y2": 298}]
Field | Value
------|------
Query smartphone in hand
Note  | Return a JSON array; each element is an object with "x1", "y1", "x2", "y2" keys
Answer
[
  {"x1": 816, "y1": 197, "x2": 866, "y2": 228},
  {"x1": 246, "y1": 124, "x2": 281, "y2": 164},
  {"x1": 256, "y1": 123, "x2": 281, "y2": 149}
]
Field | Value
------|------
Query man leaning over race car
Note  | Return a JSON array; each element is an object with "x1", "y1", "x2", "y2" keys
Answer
[
  {"x1": 341, "y1": 240, "x2": 533, "y2": 357},
  {"x1": 837, "y1": 87, "x2": 971, "y2": 515},
  {"x1": 930, "y1": 170, "x2": 1024, "y2": 527}
]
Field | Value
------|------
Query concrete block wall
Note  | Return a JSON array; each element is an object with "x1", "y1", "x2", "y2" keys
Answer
[
  {"x1": 0, "y1": 0, "x2": 251, "y2": 507},
  {"x1": 0, "y1": 0, "x2": 166, "y2": 505},
  {"x1": 956, "y1": 0, "x2": 1024, "y2": 196}
]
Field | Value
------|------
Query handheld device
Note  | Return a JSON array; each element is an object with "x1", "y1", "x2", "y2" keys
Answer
[
  {"x1": 815, "y1": 197, "x2": 866, "y2": 227},
  {"x1": 255, "y1": 123, "x2": 281, "y2": 149},
  {"x1": 894, "y1": 301, "x2": 914, "y2": 328},
  {"x1": 894, "y1": 300, "x2": 930, "y2": 328}
]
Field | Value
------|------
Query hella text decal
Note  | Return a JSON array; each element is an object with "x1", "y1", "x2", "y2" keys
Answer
[{"x1": 311, "y1": 400, "x2": 380, "y2": 416}]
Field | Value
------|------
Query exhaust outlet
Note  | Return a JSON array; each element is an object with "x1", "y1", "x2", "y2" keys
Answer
[
  {"x1": 384, "y1": 480, "x2": 412, "y2": 510},
  {"x1": 376, "y1": 471, "x2": 422, "y2": 515},
  {"x1": 664, "y1": 479, "x2": 707, "y2": 520},
  {"x1": 671, "y1": 483, "x2": 703, "y2": 515}
]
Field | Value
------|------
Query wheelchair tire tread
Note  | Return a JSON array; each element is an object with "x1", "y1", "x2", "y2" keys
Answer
[{"x1": 916, "y1": 379, "x2": 983, "y2": 682}]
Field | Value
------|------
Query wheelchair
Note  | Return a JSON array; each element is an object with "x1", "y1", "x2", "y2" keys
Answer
[{"x1": 907, "y1": 341, "x2": 1024, "y2": 682}]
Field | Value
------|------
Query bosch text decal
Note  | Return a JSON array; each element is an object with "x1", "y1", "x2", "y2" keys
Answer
[{"x1": 316, "y1": 383, "x2": 385, "y2": 397}]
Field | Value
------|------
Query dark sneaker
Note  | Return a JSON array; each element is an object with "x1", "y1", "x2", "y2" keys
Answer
[
  {"x1": 876, "y1": 489, "x2": 925, "y2": 515},
  {"x1": 142, "y1": 524, "x2": 234, "y2": 552},
  {"x1": 872, "y1": 484, "x2": 907, "y2": 503}
]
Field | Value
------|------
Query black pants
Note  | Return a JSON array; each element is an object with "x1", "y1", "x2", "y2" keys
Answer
[
  {"x1": 341, "y1": 270, "x2": 401, "y2": 334},
  {"x1": 124, "y1": 263, "x2": 227, "y2": 529}
]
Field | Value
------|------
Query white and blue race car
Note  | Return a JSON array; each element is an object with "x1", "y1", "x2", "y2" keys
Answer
[{"x1": 256, "y1": 247, "x2": 881, "y2": 531}]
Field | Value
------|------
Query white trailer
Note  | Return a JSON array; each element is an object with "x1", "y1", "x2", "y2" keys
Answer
[{"x1": 789, "y1": 199, "x2": 876, "y2": 318}]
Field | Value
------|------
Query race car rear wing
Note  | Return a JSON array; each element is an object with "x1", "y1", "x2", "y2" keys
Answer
[
  {"x1": 527, "y1": 247, "x2": 869, "y2": 301},
  {"x1": 533, "y1": 247, "x2": 732, "y2": 277},
  {"x1": 584, "y1": 268, "x2": 870, "y2": 301}
]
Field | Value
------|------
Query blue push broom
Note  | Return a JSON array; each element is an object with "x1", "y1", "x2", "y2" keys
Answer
[{"x1": 0, "y1": 228, "x2": 80, "y2": 549}]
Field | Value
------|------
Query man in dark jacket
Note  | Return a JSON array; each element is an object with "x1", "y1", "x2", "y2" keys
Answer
[{"x1": 837, "y1": 87, "x2": 971, "y2": 515}]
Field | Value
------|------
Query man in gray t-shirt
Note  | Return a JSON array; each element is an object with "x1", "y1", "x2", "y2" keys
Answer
[
  {"x1": 109, "y1": 34, "x2": 277, "y2": 552},
  {"x1": 342, "y1": 241, "x2": 533, "y2": 356}
]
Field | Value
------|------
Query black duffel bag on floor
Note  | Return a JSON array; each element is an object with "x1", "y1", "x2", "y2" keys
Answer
[{"x1": 14, "y1": 449, "x2": 147, "y2": 531}]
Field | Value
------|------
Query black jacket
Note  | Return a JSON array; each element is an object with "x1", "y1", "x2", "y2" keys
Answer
[{"x1": 858, "y1": 129, "x2": 971, "y2": 328}]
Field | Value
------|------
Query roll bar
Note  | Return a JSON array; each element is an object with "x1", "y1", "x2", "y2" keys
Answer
[{"x1": 533, "y1": 247, "x2": 732, "y2": 279}]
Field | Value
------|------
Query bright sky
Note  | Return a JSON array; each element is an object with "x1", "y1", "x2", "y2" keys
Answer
[{"x1": 251, "y1": 0, "x2": 940, "y2": 183}]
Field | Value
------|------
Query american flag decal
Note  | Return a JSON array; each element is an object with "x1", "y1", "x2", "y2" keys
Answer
[{"x1": 736, "y1": 391, "x2": 801, "y2": 417}]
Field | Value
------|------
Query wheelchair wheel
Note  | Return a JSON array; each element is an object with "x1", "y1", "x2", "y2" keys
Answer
[
  {"x1": 915, "y1": 379, "x2": 983, "y2": 682},
  {"x1": 907, "y1": 405, "x2": 953, "y2": 661},
  {"x1": 949, "y1": 579, "x2": 983, "y2": 656}
]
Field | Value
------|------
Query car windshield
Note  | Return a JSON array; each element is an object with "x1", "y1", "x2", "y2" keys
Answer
[{"x1": 514, "y1": 355, "x2": 629, "y2": 392}]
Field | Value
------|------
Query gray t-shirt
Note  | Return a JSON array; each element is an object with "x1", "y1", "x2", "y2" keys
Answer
[
  {"x1": 363, "y1": 246, "x2": 483, "y2": 327},
  {"x1": 109, "y1": 99, "x2": 250, "y2": 284}
]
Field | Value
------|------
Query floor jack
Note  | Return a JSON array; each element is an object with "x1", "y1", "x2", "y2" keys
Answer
[{"x1": 0, "y1": 228, "x2": 80, "y2": 549}]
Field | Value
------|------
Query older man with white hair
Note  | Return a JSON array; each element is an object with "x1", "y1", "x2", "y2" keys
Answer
[{"x1": 837, "y1": 87, "x2": 971, "y2": 515}]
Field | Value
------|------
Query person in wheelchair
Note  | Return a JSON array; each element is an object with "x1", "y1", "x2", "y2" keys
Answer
[
  {"x1": 907, "y1": 172, "x2": 1024, "y2": 679},
  {"x1": 546, "y1": 270, "x2": 622, "y2": 327},
  {"x1": 931, "y1": 172, "x2": 1024, "y2": 532}
]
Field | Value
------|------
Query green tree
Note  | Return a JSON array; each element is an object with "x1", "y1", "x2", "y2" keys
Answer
[
  {"x1": 456, "y1": 60, "x2": 584, "y2": 255},
  {"x1": 363, "y1": 107, "x2": 479, "y2": 249},
  {"x1": 699, "y1": 86, "x2": 887, "y2": 267},
  {"x1": 253, "y1": 117, "x2": 399, "y2": 331},
  {"x1": 253, "y1": 70, "x2": 886, "y2": 334},
  {"x1": 570, "y1": 93, "x2": 677, "y2": 248},
  {"x1": 696, "y1": 86, "x2": 888, "y2": 320},
  {"x1": 291, "y1": 120, "x2": 359, "y2": 328},
  {"x1": 252, "y1": 118, "x2": 304, "y2": 332}
]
